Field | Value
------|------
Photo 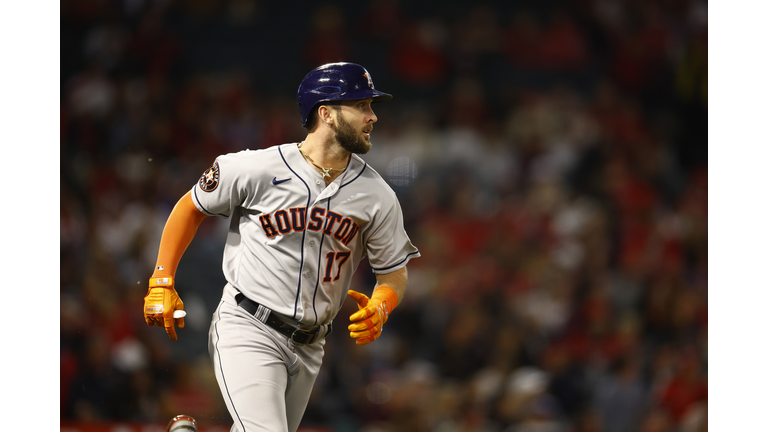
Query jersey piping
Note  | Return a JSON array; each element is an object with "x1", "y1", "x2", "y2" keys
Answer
[
  {"x1": 310, "y1": 198, "x2": 331, "y2": 325},
  {"x1": 278, "y1": 145, "x2": 313, "y2": 320},
  {"x1": 371, "y1": 250, "x2": 421, "y2": 272},
  {"x1": 193, "y1": 187, "x2": 229, "y2": 217},
  {"x1": 339, "y1": 161, "x2": 367, "y2": 189}
]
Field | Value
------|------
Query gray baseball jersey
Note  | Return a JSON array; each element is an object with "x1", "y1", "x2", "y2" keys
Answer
[{"x1": 191, "y1": 142, "x2": 420, "y2": 327}]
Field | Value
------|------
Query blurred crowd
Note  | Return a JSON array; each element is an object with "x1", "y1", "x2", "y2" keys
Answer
[{"x1": 60, "y1": 0, "x2": 707, "y2": 431}]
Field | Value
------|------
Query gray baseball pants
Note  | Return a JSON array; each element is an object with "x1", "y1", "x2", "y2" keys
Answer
[{"x1": 208, "y1": 283, "x2": 326, "y2": 432}]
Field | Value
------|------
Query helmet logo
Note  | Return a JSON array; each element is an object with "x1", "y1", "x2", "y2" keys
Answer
[{"x1": 363, "y1": 71, "x2": 374, "y2": 88}]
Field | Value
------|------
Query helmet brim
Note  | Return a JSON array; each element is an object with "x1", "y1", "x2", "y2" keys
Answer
[{"x1": 311, "y1": 88, "x2": 393, "y2": 104}]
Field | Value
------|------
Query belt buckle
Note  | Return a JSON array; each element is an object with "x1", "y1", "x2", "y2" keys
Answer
[{"x1": 290, "y1": 328, "x2": 316, "y2": 345}]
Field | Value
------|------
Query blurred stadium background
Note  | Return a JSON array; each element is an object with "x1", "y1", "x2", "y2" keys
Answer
[{"x1": 60, "y1": 0, "x2": 707, "y2": 431}]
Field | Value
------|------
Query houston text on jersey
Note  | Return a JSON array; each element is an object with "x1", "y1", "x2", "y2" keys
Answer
[{"x1": 258, "y1": 206, "x2": 359, "y2": 246}]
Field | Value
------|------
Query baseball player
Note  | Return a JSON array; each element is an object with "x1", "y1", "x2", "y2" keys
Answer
[{"x1": 143, "y1": 62, "x2": 420, "y2": 432}]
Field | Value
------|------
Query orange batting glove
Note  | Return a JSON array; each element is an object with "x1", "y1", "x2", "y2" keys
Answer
[
  {"x1": 144, "y1": 276, "x2": 185, "y2": 341},
  {"x1": 347, "y1": 286, "x2": 399, "y2": 346}
]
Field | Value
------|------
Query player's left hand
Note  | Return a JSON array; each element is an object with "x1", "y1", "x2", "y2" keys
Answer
[
  {"x1": 347, "y1": 290, "x2": 389, "y2": 346},
  {"x1": 144, "y1": 277, "x2": 185, "y2": 341}
]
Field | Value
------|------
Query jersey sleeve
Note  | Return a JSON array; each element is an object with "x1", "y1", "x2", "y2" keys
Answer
[
  {"x1": 364, "y1": 190, "x2": 420, "y2": 274},
  {"x1": 190, "y1": 152, "x2": 250, "y2": 218}
]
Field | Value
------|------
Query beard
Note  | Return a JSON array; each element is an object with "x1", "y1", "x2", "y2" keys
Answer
[{"x1": 334, "y1": 112, "x2": 371, "y2": 154}]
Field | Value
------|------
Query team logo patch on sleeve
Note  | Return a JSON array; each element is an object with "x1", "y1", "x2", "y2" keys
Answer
[{"x1": 199, "y1": 162, "x2": 220, "y2": 192}]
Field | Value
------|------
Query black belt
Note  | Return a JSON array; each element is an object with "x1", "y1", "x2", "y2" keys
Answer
[{"x1": 235, "y1": 293, "x2": 331, "y2": 345}]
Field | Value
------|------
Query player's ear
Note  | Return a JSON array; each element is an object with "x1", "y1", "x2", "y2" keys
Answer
[
  {"x1": 317, "y1": 105, "x2": 334, "y2": 126},
  {"x1": 318, "y1": 104, "x2": 340, "y2": 126}
]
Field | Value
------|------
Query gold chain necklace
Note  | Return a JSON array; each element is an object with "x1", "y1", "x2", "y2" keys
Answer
[{"x1": 298, "y1": 142, "x2": 347, "y2": 178}]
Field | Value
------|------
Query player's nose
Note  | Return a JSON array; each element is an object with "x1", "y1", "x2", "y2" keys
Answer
[{"x1": 366, "y1": 106, "x2": 377, "y2": 124}]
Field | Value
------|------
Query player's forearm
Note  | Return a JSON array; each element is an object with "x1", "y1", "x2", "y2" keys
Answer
[
  {"x1": 374, "y1": 266, "x2": 408, "y2": 306},
  {"x1": 151, "y1": 191, "x2": 209, "y2": 279}
]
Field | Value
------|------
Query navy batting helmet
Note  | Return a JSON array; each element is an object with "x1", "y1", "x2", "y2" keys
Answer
[{"x1": 297, "y1": 62, "x2": 393, "y2": 127}]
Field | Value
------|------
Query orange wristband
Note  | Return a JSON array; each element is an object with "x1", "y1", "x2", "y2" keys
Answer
[{"x1": 371, "y1": 285, "x2": 399, "y2": 317}]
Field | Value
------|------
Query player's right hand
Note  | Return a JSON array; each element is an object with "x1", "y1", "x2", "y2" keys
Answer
[{"x1": 144, "y1": 277, "x2": 185, "y2": 341}]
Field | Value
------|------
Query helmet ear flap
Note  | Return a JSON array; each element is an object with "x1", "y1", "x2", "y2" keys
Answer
[{"x1": 302, "y1": 107, "x2": 318, "y2": 130}]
